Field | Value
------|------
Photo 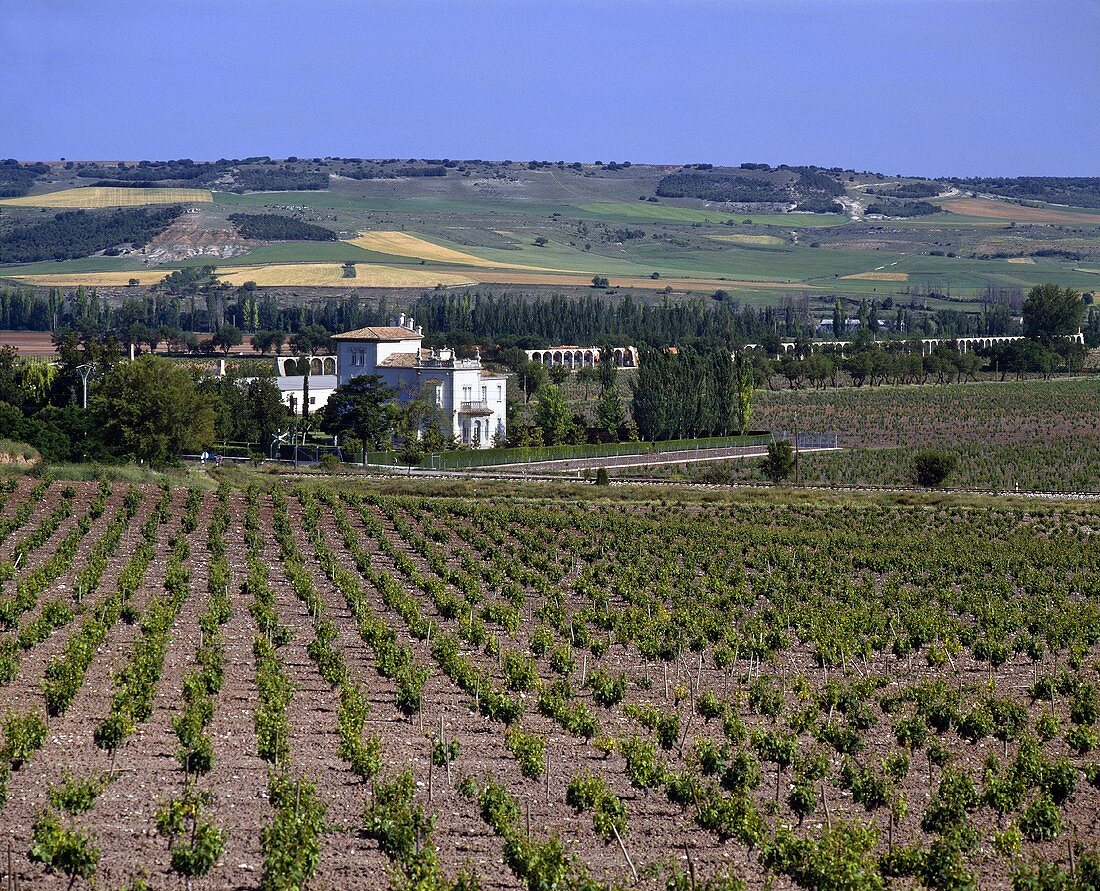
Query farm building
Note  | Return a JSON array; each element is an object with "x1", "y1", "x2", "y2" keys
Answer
[{"x1": 334, "y1": 316, "x2": 506, "y2": 448}]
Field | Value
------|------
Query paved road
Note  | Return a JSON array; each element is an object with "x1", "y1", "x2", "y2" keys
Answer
[{"x1": 486, "y1": 444, "x2": 839, "y2": 472}]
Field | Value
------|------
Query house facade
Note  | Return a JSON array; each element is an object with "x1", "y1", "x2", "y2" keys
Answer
[{"x1": 333, "y1": 315, "x2": 506, "y2": 449}]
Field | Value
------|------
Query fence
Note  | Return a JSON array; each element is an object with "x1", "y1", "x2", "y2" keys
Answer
[
  {"x1": 359, "y1": 434, "x2": 769, "y2": 470},
  {"x1": 189, "y1": 431, "x2": 838, "y2": 470}
]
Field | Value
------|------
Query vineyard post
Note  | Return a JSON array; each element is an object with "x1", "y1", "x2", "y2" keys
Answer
[
  {"x1": 611, "y1": 824, "x2": 638, "y2": 883},
  {"x1": 683, "y1": 844, "x2": 696, "y2": 891},
  {"x1": 820, "y1": 783, "x2": 832, "y2": 830},
  {"x1": 544, "y1": 748, "x2": 550, "y2": 802},
  {"x1": 428, "y1": 748, "x2": 434, "y2": 803}
]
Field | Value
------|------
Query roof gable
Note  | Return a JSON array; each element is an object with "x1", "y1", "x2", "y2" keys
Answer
[{"x1": 333, "y1": 326, "x2": 424, "y2": 342}]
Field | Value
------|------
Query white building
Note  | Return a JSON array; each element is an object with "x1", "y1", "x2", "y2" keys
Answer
[
  {"x1": 273, "y1": 354, "x2": 338, "y2": 416},
  {"x1": 333, "y1": 315, "x2": 506, "y2": 448},
  {"x1": 524, "y1": 345, "x2": 639, "y2": 369}
]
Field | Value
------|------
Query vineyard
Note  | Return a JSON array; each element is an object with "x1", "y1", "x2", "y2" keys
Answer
[
  {"x1": 0, "y1": 475, "x2": 1097, "y2": 889},
  {"x1": 742, "y1": 378, "x2": 1100, "y2": 492}
]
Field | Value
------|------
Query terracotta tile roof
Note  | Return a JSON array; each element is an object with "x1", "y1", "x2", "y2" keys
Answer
[
  {"x1": 377, "y1": 352, "x2": 421, "y2": 367},
  {"x1": 332, "y1": 326, "x2": 423, "y2": 341}
]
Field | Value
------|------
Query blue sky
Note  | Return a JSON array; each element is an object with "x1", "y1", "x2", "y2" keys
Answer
[{"x1": 1, "y1": 0, "x2": 1096, "y2": 176}]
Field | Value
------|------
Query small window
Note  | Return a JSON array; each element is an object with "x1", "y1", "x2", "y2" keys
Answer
[{"x1": 309, "y1": 397, "x2": 316, "y2": 404}]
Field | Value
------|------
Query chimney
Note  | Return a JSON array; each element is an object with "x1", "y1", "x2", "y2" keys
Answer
[
  {"x1": 218, "y1": 358, "x2": 226, "y2": 377},
  {"x1": 415, "y1": 325, "x2": 423, "y2": 335},
  {"x1": 406, "y1": 315, "x2": 415, "y2": 330},
  {"x1": 398, "y1": 313, "x2": 406, "y2": 328}
]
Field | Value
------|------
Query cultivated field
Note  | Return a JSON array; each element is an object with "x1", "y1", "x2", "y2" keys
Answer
[
  {"x1": 937, "y1": 197, "x2": 1100, "y2": 225},
  {"x1": 709, "y1": 234, "x2": 786, "y2": 246},
  {"x1": 8, "y1": 270, "x2": 169, "y2": 287},
  {"x1": 347, "y1": 231, "x2": 523, "y2": 269},
  {"x1": 0, "y1": 188, "x2": 213, "y2": 208},
  {"x1": 214, "y1": 263, "x2": 478, "y2": 288},
  {"x1": 840, "y1": 272, "x2": 909, "y2": 281},
  {"x1": 0, "y1": 477, "x2": 1096, "y2": 889}
]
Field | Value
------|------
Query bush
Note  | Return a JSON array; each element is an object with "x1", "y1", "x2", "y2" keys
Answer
[
  {"x1": 761, "y1": 440, "x2": 795, "y2": 484},
  {"x1": 1019, "y1": 793, "x2": 1062, "y2": 841},
  {"x1": 914, "y1": 449, "x2": 958, "y2": 487},
  {"x1": 594, "y1": 467, "x2": 610, "y2": 486},
  {"x1": 505, "y1": 725, "x2": 545, "y2": 779}
]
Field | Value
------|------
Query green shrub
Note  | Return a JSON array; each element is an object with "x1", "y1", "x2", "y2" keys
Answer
[
  {"x1": 914, "y1": 449, "x2": 958, "y2": 487},
  {"x1": 1019, "y1": 793, "x2": 1062, "y2": 842},
  {"x1": 29, "y1": 809, "x2": 100, "y2": 885},
  {"x1": 3, "y1": 710, "x2": 47, "y2": 767},
  {"x1": 505, "y1": 725, "x2": 545, "y2": 779}
]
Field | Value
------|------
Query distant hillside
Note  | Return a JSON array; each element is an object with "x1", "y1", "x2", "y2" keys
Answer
[
  {"x1": 949, "y1": 176, "x2": 1100, "y2": 208},
  {"x1": 869, "y1": 181, "x2": 943, "y2": 199},
  {"x1": 655, "y1": 164, "x2": 845, "y2": 211}
]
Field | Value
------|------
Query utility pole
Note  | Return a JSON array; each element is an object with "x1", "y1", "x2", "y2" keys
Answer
[
  {"x1": 794, "y1": 428, "x2": 801, "y2": 486},
  {"x1": 75, "y1": 364, "x2": 93, "y2": 409}
]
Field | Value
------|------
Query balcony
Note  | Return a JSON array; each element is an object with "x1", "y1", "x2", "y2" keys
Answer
[{"x1": 459, "y1": 400, "x2": 492, "y2": 415}]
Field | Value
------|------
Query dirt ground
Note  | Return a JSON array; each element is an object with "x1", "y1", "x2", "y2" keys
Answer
[{"x1": 0, "y1": 482, "x2": 1095, "y2": 889}]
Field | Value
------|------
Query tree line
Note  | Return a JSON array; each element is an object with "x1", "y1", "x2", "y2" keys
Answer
[
  {"x1": 0, "y1": 340, "x2": 287, "y2": 465},
  {"x1": 869, "y1": 181, "x2": 942, "y2": 199},
  {"x1": 864, "y1": 200, "x2": 941, "y2": 217},
  {"x1": 227, "y1": 213, "x2": 336, "y2": 241},
  {"x1": 947, "y1": 176, "x2": 1100, "y2": 208},
  {"x1": 3, "y1": 284, "x2": 1096, "y2": 357},
  {"x1": 631, "y1": 347, "x2": 753, "y2": 440},
  {"x1": 0, "y1": 160, "x2": 51, "y2": 198},
  {"x1": 0, "y1": 206, "x2": 183, "y2": 263}
]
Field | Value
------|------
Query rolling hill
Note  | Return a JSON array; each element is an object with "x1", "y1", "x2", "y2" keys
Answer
[{"x1": 1, "y1": 158, "x2": 1098, "y2": 304}]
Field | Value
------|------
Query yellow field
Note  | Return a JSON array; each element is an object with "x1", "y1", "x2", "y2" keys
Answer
[
  {"x1": 841, "y1": 271, "x2": 909, "y2": 281},
  {"x1": 8, "y1": 270, "x2": 169, "y2": 286},
  {"x1": 1006, "y1": 257, "x2": 1036, "y2": 264},
  {"x1": 215, "y1": 263, "x2": 476, "y2": 288},
  {"x1": 0, "y1": 187, "x2": 213, "y2": 208},
  {"x1": 709, "y1": 233, "x2": 785, "y2": 246},
  {"x1": 346, "y1": 231, "x2": 521, "y2": 268}
]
